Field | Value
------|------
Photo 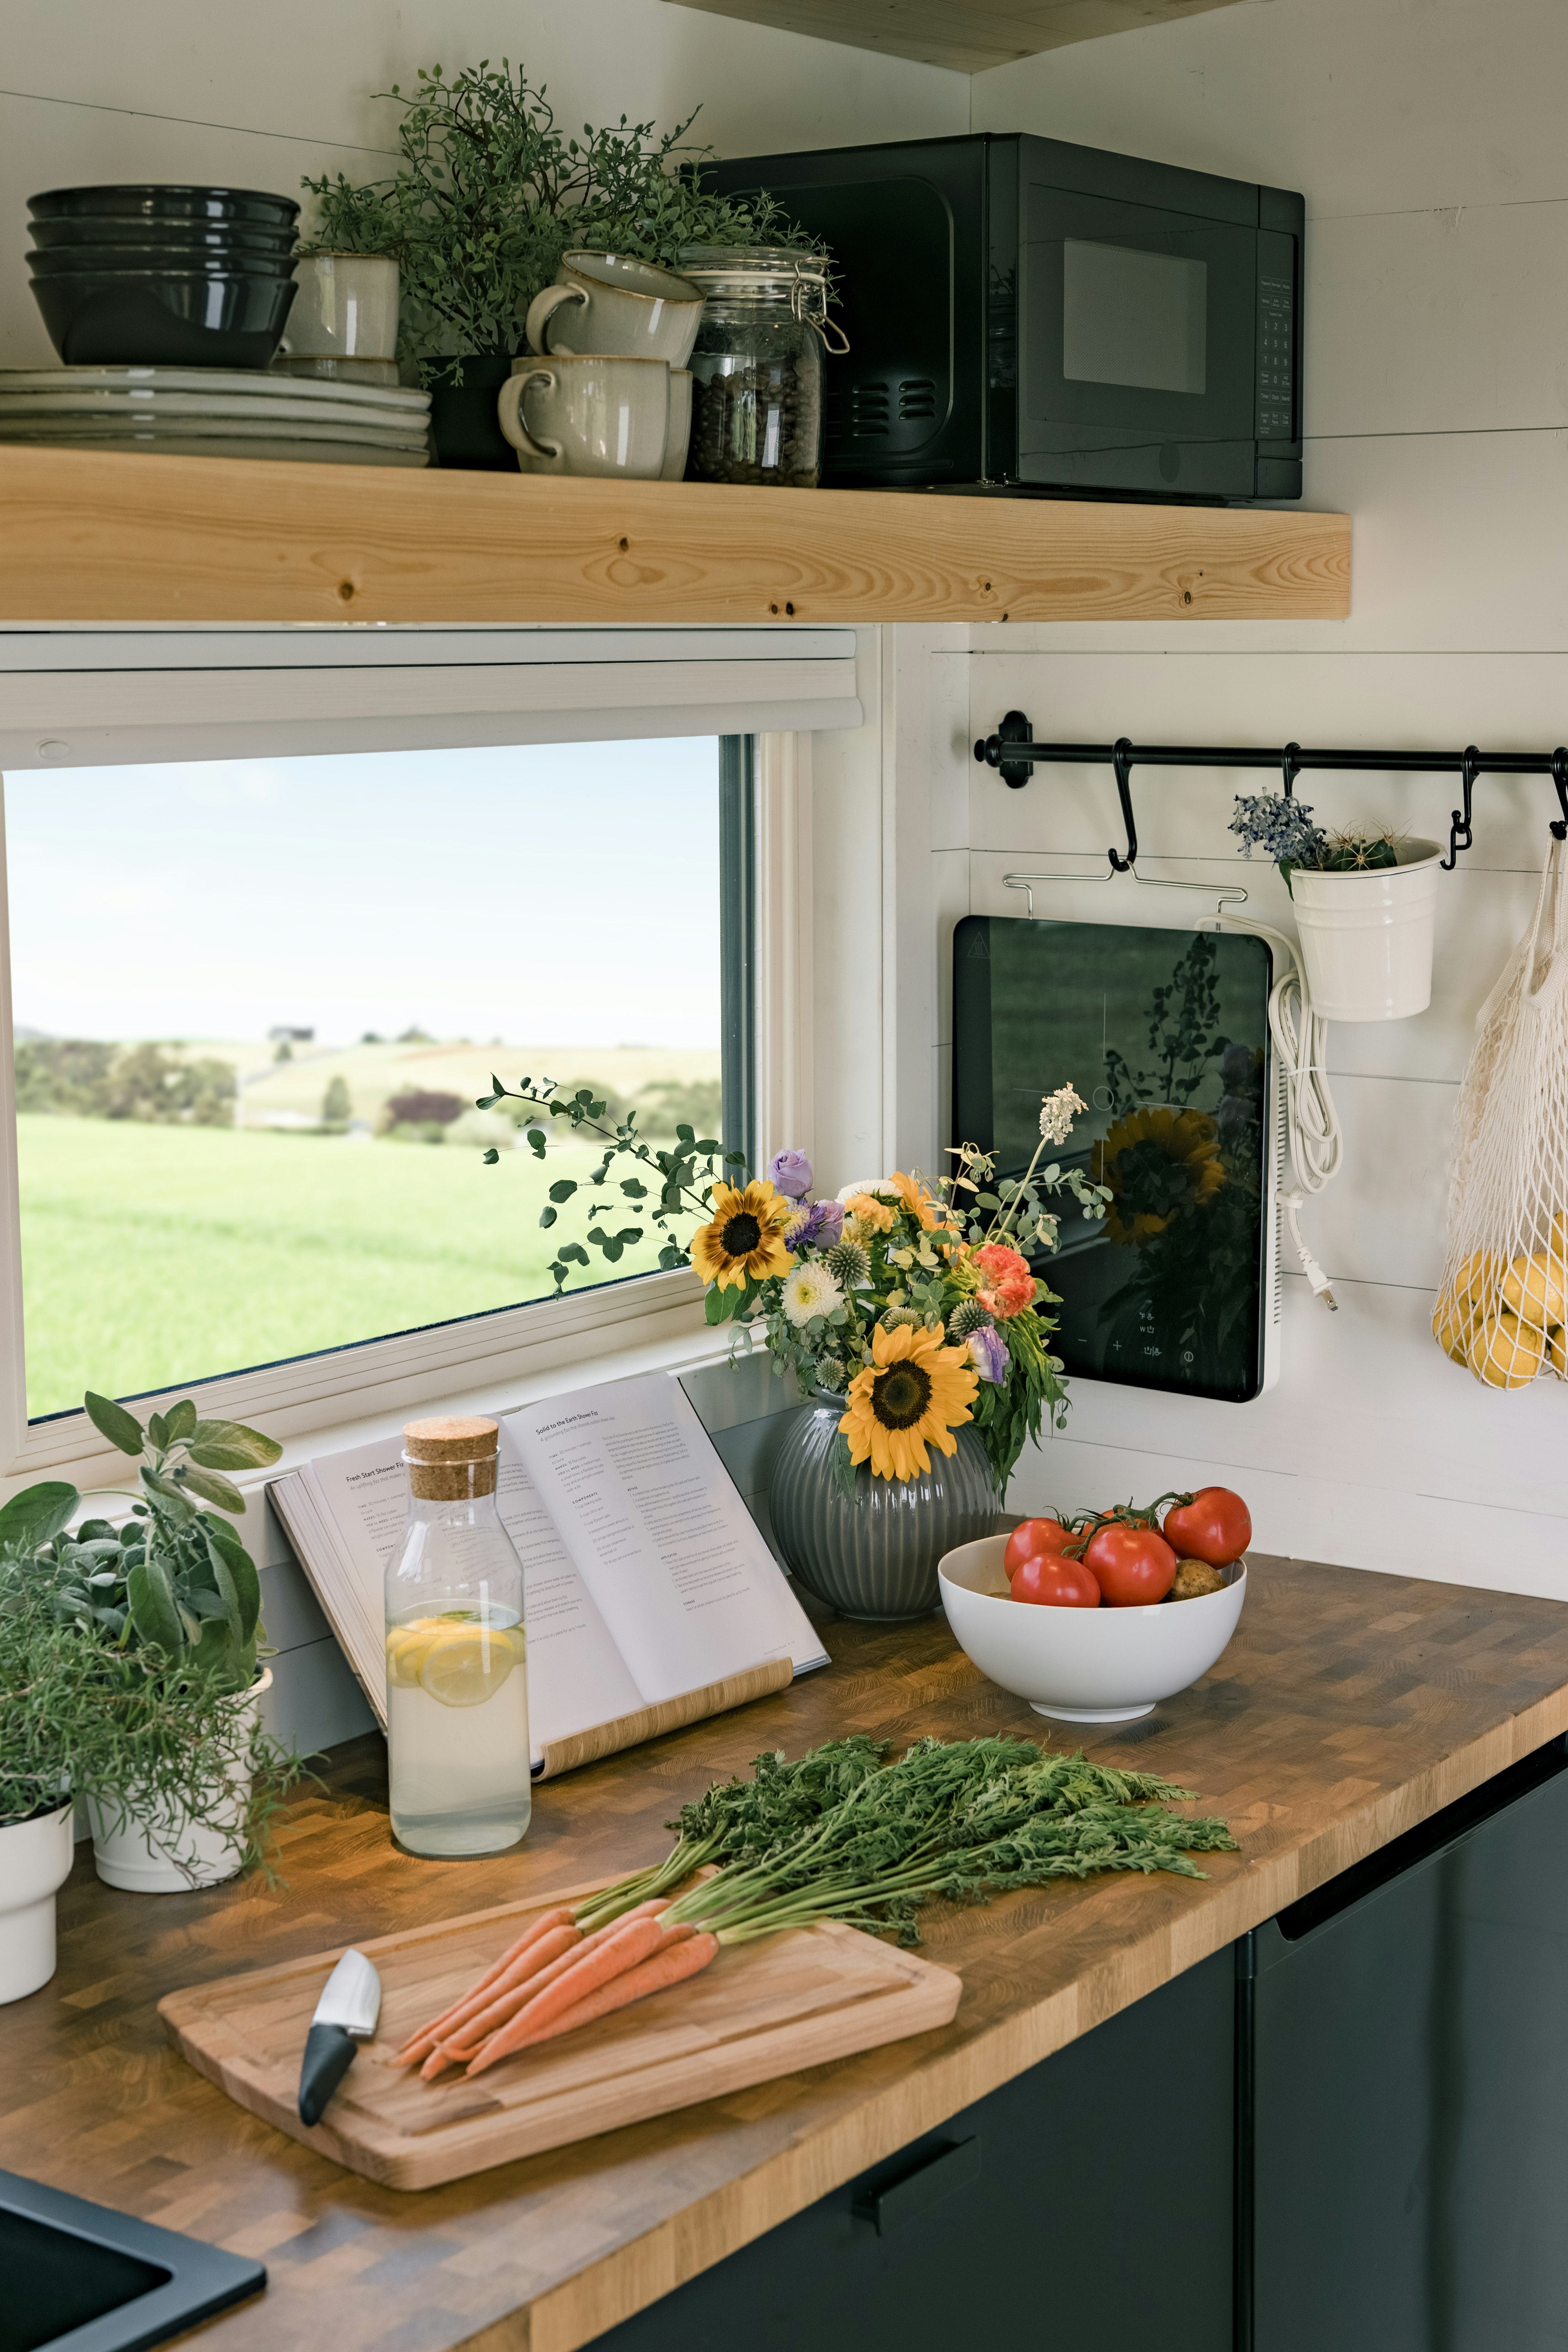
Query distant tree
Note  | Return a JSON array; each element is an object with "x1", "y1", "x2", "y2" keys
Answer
[
  {"x1": 322, "y1": 1076, "x2": 352, "y2": 1129},
  {"x1": 361, "y1": 1031, "x2": 383, "y2": 1046},
  {"x1": 13, "y1": 1037, "x2": 116, "y2": 1116},
  {"x1": 274, "y1": 1039, "x2": 293, "y2": 1062},
  {"x1": 636, "y1": 1077, "x2": 723, "y2": 1140},
  {"x1": 381, "y1": 1089, "x2": 465, "y2": 1140},
  {"x1": 396, "y1": 1024, "x2": 435, "y2": 1044},
  {"x1": 12, "y1": 1037, "x2": 234, "y2": 1125}
]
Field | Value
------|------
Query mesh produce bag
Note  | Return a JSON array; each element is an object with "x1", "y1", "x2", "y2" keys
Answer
[{"x1": 1435, "y1": 837, "x2": 1568, "y2": 1386}]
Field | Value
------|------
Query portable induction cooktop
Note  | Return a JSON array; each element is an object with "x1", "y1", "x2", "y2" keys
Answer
[{"x1": 952, "y1": 913, "x2": 1282, "y2": 1403}]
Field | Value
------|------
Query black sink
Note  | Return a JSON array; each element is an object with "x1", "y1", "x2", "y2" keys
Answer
[{"x1": 0, "y1": 2170, "x2": 263, "y2": 2352}]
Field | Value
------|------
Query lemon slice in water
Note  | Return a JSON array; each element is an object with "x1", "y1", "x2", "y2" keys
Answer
[
  {"x1": 385, "y1": 1615, "x2": 444, "y2": 1688},
  {"x1": 418, "y1": 1621, "x2": 516, "y2": 1708}
]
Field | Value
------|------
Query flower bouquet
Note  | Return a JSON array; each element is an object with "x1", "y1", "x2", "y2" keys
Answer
[{"x1": 479, "y1": 1074, "x2": 1108, "y2": 1501}]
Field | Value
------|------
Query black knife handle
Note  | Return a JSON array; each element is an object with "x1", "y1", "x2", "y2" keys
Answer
[{"x1": 298, "y1": 2022, "x2": 359, "y2": 2125}]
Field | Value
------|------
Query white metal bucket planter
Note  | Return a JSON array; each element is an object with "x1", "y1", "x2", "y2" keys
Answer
[
  {"x1": 0, "y1": 1803, "x2": 74, "y2": 2002},
  {"x1": 1289, "y1": 840, "x2": 1442, "y2": 1022},
  {"x1": 87, "y1": 1668, "x2": 272, "y2": 1894}
]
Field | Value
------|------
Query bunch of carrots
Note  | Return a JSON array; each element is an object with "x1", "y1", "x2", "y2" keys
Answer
[{"x1": 394, "y1": 1733, "x2": 1239, "y2": 2087}]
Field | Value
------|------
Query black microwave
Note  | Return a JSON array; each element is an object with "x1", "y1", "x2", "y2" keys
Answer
[{"x1": 702, "y1": 131, "x2": 1303, "y2": 502}]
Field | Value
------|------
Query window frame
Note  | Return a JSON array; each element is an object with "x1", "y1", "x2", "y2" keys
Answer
[{"x1": 0, "y1": 632, "x2": 835, "y2": 1483}]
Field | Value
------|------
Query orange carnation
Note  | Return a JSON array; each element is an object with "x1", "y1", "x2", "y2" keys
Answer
[{"x1": 972, "y1": 1242, "x2": 1036, "y2": 1320}]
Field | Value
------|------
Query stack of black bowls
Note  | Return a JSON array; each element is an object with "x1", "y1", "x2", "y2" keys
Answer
[{"x1": 28, "y1": 185, "x2": 300, "y2": 369}]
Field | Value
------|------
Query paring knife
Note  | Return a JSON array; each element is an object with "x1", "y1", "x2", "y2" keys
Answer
[{"x1": 297, "y1": 1948, "x2": 381, "y2": 2126}]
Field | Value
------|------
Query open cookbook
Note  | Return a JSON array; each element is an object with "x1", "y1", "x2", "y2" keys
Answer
[{"x1": 268, "y1": 1370, "x2": 829, "y2": 1778}]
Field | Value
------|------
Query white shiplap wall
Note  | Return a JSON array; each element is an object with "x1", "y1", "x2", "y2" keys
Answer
[{"x1": 895, "y1": 0, "x2": 1568, "y2": 1596}]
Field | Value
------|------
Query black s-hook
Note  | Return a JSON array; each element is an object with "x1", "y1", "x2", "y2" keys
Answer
[
  {"x1": 1552, "y1": 747, "x2": 1568, "y2": 842},
  {"x1": 1281, "y1": 742, "x2": 1302, "y2": 800},
  {"x1": 1441, "y1": 745, "x2": 1481, "y2": 870},
  {"x1": 1108, "y1": 738, "x2": 1137, "y2": 872}
]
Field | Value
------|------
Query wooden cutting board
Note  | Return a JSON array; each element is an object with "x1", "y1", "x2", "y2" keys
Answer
[{"x1": 158, "y1": 1877, "x2": 963, "y2": 2191}]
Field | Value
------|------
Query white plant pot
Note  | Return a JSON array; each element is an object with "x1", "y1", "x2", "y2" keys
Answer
[
  {"x1": 282, "y1": 253, "x2": 399, "y2": 362},
  {"x1": 1290, "y1": 840, "x2": 1442, "y2": 1022},
  {"x1": 87, "y1": 1668, "x2": 271, "y2": 1895},
  {"x1": 0, "y1": 1804, "x2": 74, "y2": 2003}
]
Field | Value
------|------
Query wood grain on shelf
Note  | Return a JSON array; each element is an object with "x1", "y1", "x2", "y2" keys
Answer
[
  {"x1": 9, "y1": 1555, "x2": 1560, "y2": 2352},
  {"x1": 538, "y1": 1656, "x2": 795, "y2": 1780},
  {"x1": 665, "y1": 0, "x2": 1245, "y2": 74},
  {"x1": 160, "y1": 1884, "x2": 962, "y2": 2189},
  {"x1": 0, "y1": 445, "x2": 1350, "y2": 628}
]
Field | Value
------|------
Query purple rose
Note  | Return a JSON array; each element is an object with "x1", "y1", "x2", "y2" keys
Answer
[
  {"x1": 968, "y1": 1326, "x2": 1011, "y2": 1385},
  {"x1": 787, "y1": 1197, "x2": 845, "y2": 1252},
  {"x1": 768, "y1": 1148, "x2": 814, "y2": 1200}
]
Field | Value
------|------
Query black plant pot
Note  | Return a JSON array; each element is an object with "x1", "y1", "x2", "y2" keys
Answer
[{"x1": 427, "y1": 354, "x2": 517, "y2": 472}]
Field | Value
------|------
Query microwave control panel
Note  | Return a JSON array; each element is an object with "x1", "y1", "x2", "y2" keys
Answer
[{"x1": 1255, "y1": 227, "x2": 1298, "y2": 443}]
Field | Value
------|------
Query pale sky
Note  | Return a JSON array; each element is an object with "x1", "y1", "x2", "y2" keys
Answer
[{"x1": 4, "y1": 737, "x2": 721, "y2": 1047}]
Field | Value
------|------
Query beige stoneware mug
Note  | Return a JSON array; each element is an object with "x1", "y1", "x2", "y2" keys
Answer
[
  {"x1": 524, "y1": 251, "x2": 704, "y2": 368},
  {"x1": 498, "y1": 354, "x2": 670, "y2": 479}
]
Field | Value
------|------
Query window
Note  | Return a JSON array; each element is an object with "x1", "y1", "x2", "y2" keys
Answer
[{"x1": 4, "y1": 733, "x2": 742, "y2": 1423}]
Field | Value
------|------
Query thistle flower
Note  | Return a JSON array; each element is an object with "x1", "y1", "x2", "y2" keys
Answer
[
  {"x1": 880, "y1": 1306, "x2": 922, "y2": 1331},
  {"x1": 781, "y1": 1261, "x2": 845, "y2": 1329},
  {"x1": 814, "y1": 1355, "x2": 846, "y2": 1391},
  {"x1": 824, "y1": 1238, "x2": 871, "y2": 1290},
  {"x1": 947, "y1": 1299, "x2": 994, "y2": 1342}
]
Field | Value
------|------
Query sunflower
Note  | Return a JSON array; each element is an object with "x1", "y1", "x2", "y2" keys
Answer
[
  {"x1": 691, "y1": 1179, "x2": 793, "y2": 1291},
  {"x1": 1091, "y1": 1107, "x2": 1225, "y2": 1245},
  {"x1": 886, "y1": 1170, "x2": 940, "y2": 1231},
  {"x1": 839, "y1": 1323, "x2": 978, "y2": 1482}
]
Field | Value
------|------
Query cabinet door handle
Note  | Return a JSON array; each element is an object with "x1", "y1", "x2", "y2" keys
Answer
[{"x1": 852, "y1": 2137, "x2": 981, "y2": 2236}]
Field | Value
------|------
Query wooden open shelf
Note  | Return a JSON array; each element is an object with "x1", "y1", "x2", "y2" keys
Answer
[
  {"x1": 664, "y1": 0, "x2": 1245, "y2": 76},
  {"x1": 0, "y1": 445, "x2": 1348, "y2": 629}
]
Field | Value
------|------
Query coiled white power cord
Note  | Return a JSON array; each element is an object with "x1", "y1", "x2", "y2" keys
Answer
[{"x1": 1199, "y1": 910, "x2": 1343, "y2": 1310}]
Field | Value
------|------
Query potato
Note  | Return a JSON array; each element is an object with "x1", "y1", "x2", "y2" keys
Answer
[
  {"x1": 1169, "y1": 1558, "x2": 1227, "y2": 1601},
  {"x1": 1432, "y1": 1289, "x2": 1476, "y2": 1362},
  {"x1": 1467, "y1": 1307, "x2": 1544, "y2": 1390},
  {"x1": 1501, "y1": 1250, "x2": 1568, "y2": 1332}
]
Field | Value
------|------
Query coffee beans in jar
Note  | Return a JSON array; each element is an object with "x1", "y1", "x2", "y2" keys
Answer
[{"x1": 677, "y1": 245, "x2": 842, "y2": 490}]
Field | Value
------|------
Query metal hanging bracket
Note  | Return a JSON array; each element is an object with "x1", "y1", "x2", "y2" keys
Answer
[{"x1": 972, "y1": 714, "x2": 1568, "y2": 858}]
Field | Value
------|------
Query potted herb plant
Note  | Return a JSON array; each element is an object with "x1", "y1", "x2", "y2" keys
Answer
[
  {"x1": 1229, "y1": 791, "x2": 1441, "y2": 1021},
  {"x1": 476, "y1": 1075, "x2": 1109, "y2": 1619},
  {"x1": 1, "y1": 1392, "x2": 294, "y2": 1894},
  {"x1": 301, "y1": 61, "x2": 813, "y2": 468},
  {"x1": 0, "y1": 1521, "x2": 78, "y2": 2002}
]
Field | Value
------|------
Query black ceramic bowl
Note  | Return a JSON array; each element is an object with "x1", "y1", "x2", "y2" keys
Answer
[
  {"x1": 29, "y1": 244, "x2": 297, "y2": 279},
  {"x1": 29, "y1": 184, "x2": 300, "y2": 228},
  {"x1": 29, "y1": 270, "x2": 298, "y2": 368},
  {"x1": 28, "y1": 214, "x2": 297, "y2": 254}
]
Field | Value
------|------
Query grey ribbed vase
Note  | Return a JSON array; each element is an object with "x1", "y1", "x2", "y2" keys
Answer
[{"x1": 769, "y1": 1396, "x2": 999, "y2": 1621}]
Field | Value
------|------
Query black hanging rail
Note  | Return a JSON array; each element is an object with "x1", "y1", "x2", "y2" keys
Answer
[{"x1": 972, "y1": 711, "x2": 1568, "y2": 873}]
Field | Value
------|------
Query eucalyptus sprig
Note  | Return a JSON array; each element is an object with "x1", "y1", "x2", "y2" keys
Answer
[{"x1": 476, "y1": 1075, "x2": 748, "y2": 1292}]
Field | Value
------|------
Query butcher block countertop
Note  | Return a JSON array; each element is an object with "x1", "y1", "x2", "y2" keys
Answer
[{"x1": 12, "y1": 1554, "x2": 1568, "y2": 2352}]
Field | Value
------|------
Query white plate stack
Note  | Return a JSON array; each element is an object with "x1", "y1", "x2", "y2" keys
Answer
[{"x1": 0, "y1": 365, "x2": 430, "y2": 465}]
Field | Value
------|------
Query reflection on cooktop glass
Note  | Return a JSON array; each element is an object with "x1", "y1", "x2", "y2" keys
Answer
[{"x1": 952, "y1": 914, "x2": 1272, "y2": 1402}]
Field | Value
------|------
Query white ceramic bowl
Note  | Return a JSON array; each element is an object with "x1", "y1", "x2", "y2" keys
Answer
[{"x1": 939, "y1": 1534, "x2": 1247, "y2": 1723}]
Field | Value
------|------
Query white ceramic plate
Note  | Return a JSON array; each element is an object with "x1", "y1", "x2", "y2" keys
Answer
[
  {"x1": 0, "y1": 390, "x2": 427, "y2": 430},
  {"x1": 0, "y1": 416, "x2": 427, "y2": 451},
  {"x1": 939, "y1": 1534, "x2": 1247, "y2": 1723},
  {"x1": 0, "y1": 433, "x2": 428, "y2": 467},
  {"x1": 0, "y1": 366, "x2": 428, "y2": 413}
]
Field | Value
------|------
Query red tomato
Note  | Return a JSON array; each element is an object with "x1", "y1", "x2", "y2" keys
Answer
[
  {"x1": 1162, "y1": 1486, "x2": 1252, "y2": 1568},
  {"x1": 1082, "y1": 1522, "x2": 1177, "y2": 1608},
  {"x1": 1009, "y1": 1552, "x2": 1100, "y2": 1609},
  {"x1": 1004, "y1": 1516, "x2": 1074, "y2": 1578}
]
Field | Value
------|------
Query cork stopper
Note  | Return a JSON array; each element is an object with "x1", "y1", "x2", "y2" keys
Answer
[{"x1": 403, "y1": 1415, "x2": 499, "y2": 1500}]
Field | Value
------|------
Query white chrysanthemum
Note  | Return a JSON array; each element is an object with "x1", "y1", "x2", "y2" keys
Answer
[
  {"x1": 836, "y1": 1177, "x2": 893, "y2": 1204},
  {"x1": 781, "y1": 1261, "x2": 845, "y2": 1328}
]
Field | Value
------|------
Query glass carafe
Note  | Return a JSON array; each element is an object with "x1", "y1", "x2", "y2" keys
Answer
[{"x1": 385, "y1": 1415, "x2": 531, "y2": 1857}]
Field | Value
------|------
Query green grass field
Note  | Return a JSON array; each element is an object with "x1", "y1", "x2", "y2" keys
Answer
[{"x1": 17, "y1": 1115, "x2": 692, "y2": 1419}]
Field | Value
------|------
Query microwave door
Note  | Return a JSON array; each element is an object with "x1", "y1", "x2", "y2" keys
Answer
[{"x1": 1018, "y1": 187, "x2": 1257, "y2": 495}]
